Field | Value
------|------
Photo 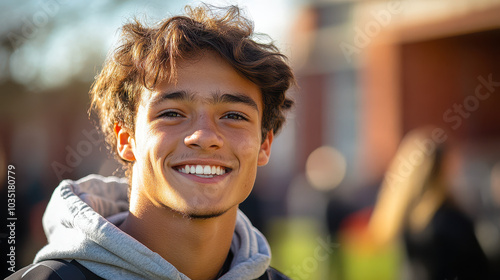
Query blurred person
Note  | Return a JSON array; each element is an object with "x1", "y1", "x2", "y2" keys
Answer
[
  {"x1": 7, "y1": 4, "x2": 294, "y2": 280},
  {"x1": 369, "y1": 127, "x2": 489, "y2": 280},
  {"x1": 485, "y1": 162, "x2": 500, "y2": 278}
]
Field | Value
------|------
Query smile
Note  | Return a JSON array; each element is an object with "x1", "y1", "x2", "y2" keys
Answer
[{"x1": 175, "y1": 165, "x2": 230, "y2": 178}]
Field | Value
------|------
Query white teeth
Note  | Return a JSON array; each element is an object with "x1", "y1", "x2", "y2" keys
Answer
[
  {"x1": 196, "y1": 165, "x2": 203, "y2": 174},
  {"x1": 178, "y1": 165, "x2": 227, "y2": 176},
  {"x1": 204, "y1": 166, "x2": 211, "y2": 174}
]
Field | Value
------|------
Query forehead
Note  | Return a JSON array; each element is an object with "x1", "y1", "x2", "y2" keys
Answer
[{"x1": 141, "y1": 52, "x2": 262, "y2": 109}]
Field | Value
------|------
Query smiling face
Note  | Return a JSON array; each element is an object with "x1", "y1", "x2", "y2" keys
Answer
[{"x1": 115, "y1": 52, "x2": 273, "y2": 219}]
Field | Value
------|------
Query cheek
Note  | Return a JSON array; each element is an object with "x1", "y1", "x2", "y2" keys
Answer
[
  {"x1": 136, "y1": 125, "x2": 171, "y2": 156},
  {"x1": 232, "y1": 131, "x2": 262, "y2": 160},
  {"x1": 132, "y1": 130, "x2": 170, "y2": 186}
]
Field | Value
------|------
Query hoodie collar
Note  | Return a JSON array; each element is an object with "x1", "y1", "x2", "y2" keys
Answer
[{"x1": 35, "y1": 174, "x2": 270, "y2": 280}]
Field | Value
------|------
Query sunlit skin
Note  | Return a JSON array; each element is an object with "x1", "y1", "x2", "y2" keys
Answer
[{"x1": 116, "y1": 51, "x2": 273, "y2": 280}]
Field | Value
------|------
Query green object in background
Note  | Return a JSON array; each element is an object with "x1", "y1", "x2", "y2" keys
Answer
[
  {"x1": 340, "y1": 240, "x2": 403, "y2": 280},
  {"x1": 267, "y1": 217, "x2": 403, "y2": 280},
  {"x1": 268, "y1": 218, "x2": 338, "y2": 280}
]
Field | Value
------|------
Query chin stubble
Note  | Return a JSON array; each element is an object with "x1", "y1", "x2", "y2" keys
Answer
[{"x1": 165, "y1": 205, "x2": 229, "y2": 220}]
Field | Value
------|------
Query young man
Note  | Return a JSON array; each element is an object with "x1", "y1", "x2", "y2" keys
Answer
[{"x1": 8, "y1": 4, "x2": 294, "y2": 280}]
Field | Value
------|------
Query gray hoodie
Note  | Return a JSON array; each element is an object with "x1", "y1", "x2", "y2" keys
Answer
[{"x1": 34, "y1": 174, "x2": 272, "y2": 280}]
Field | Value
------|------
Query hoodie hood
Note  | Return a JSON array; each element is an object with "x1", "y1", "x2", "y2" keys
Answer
[{"x1": 35, "y1": 174, "x2": 271, "y2": 280}]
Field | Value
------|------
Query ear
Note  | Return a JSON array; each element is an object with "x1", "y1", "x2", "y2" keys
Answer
[
  {"x1": 257, "y1": 131, "x2": 274, "y2": 166},
  {"x1": 114, "y1": 123, "x2": 136, "y2": 162}
]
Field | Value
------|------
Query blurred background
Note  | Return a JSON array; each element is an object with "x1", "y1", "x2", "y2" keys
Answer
[{"x1": 1, "y1": 0, "x2": 500, "y2": 279}]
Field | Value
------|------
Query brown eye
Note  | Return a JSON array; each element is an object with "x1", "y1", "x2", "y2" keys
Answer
[
  {"x1": 159, "y1": 111, "x2": 184, "y2": 118},
  {"x1": 223, "y1": 113, "x2": 247, "y2": 121}
]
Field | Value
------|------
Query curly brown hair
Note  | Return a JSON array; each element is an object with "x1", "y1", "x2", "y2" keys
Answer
[{"x1": 89, "y1": 4, "x2": 295, "y2": 169}]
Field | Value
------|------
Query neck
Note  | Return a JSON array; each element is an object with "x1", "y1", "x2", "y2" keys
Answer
[{"x1": 120, "y1": 195, "x2": 237, "y2": 280}]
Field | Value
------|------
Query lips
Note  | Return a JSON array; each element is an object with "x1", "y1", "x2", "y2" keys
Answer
[{"x1": 175, "y1": 164, "x2": 230, "y2": 178}]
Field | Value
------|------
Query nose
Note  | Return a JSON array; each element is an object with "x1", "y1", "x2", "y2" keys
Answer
[{"x1": 184, "y1": 116, "x2": 223, "y2": 150}]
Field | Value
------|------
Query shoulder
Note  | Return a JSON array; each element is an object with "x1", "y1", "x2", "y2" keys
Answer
[
  {"x1": 5, "y1": 260, "x2": 103, "y2": 280},
  {"x1": 258, "y1": 266, "x2": 291, "y2": 280}
]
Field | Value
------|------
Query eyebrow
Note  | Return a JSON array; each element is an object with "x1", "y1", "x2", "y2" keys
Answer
[
  {"x1": 150, "y1": 90, "x2": 194, "y2": 106},
  {"x1": 212, "y1": 92, "x2": 259, "y2": 112},
  {"x1": 150, "y1": 90, "x2": 259, "y2": 112}
]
